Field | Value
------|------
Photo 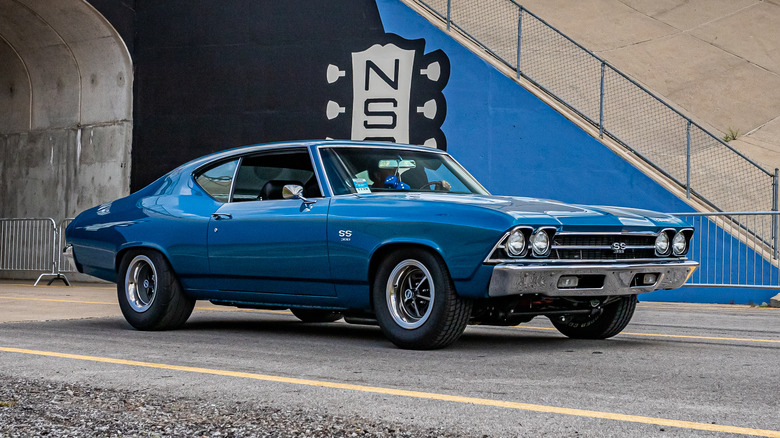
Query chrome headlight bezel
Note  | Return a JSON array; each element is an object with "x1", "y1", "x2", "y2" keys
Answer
[
  {"x1": 655, "y1": 231, "x2": 671, "y2": 256},
  {"x1": 672, "y1": 231, "x2": 688, "y2": 255},
  {"x1": 531, "y1": 229, "x2": 552, "y2": 257},
  {"x1": 505, "y1": 229, "x2": 527, "y2": 257}
]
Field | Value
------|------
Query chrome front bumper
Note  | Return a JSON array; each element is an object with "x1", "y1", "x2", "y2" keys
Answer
[{"x1": 487, "y1": 261, "x2": 699, "y2": 297}]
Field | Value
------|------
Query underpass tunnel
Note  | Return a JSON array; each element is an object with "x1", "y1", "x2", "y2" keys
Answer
[{"x1": 0, "y1": 0, "x2": 132, "y2": 219}]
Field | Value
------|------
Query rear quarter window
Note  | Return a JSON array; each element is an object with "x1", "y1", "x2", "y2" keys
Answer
[{"x1": 194, "y1": 159, "x2": 239, "y2": 202}]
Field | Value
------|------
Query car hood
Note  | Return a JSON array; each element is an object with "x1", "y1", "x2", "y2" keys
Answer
[{"x1": 376, "y1": 193, "x2": 687, "y2": 230}]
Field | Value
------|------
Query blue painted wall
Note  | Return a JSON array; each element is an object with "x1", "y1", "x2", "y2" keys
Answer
[{"x1": 376, "y1": 0, "x2": 778, "y2": 304}]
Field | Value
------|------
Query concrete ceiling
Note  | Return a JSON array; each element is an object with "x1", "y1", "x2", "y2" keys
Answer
[{"x1": 0, "y1": 0, "x2": 132, "y2": 134}]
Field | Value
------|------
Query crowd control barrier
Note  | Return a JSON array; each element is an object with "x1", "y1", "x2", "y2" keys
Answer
[{"x1": 0, "y1": 218, "x2": 71, "y2": 286}]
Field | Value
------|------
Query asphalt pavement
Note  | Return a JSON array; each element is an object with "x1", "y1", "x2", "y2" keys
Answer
[{"x1": 1, "y1": 281, "x2": 779, "y2": 437}]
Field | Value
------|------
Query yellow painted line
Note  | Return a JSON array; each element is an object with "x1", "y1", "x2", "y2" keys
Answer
[
  {"x1": 0, "y1": 296, "x2": 113, "y2": 305},
  {"x1": 0, "y1": 347, "x2": 778, "y2": 437},
  {"x1": 518, "y1": 326, "x2": 780, "y2": 344},
  {"x1": 620, "y1": 331, "x2": 780, "y2": 343}
]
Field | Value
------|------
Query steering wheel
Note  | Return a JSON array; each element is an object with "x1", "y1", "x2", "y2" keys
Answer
[{"x1": 418, "y1": 180, "x2": 452, "y2": 192}]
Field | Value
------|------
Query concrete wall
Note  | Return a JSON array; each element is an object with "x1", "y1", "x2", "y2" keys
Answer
[
  {"x1": 1, "y1": 124, "x2": 131, "y2": 218},
  {"x1": 0, "y1": 0, "x2": 133, "y2": 220}
]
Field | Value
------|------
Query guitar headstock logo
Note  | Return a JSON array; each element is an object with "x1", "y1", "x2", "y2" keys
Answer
[{"x1": 326, "y1": 34, "x2": 450, "y2": 150}]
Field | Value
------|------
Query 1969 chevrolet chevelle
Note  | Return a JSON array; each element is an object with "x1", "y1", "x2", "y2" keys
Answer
[{"x1": 66, "y1": 140, "x2": 698, "y2": 349}]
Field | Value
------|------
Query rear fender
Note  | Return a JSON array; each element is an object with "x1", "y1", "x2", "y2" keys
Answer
[{"x1": 115, "y1": 243, "x2": 172, "y2": 274}]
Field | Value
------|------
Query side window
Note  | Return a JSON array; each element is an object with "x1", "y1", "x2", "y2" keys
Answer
[
  {"x1": 232, "y1": 149, "x2": 322, "y2": 201},
  {"x1": 194, "y1": 159, "x2": 238, "y2": 202}
]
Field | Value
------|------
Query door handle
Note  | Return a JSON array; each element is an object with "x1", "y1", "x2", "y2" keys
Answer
[{"x1": 211, "y1": 213, "x2": 232, "y2": 220}]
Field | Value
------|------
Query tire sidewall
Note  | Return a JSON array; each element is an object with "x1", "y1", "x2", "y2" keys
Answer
[
  {"x1": 552, "y1": 295, "x2": 637, "y2": 339},
  {"x1": 117, "y1": 249, "x2": 177, "y2": 330},
  {"x1": 372, "y1": 249, "x2": 455, "y2": 349}
]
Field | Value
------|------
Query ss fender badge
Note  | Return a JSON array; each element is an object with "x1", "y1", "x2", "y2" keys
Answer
[
  {"x1": 611, "y1": 242, "x2": 627, "y2": 254},
  {"x1": 339, "y1": 230, "x2": 353, "y2": 242}
]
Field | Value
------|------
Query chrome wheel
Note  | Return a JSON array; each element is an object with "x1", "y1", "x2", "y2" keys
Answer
[
  {"x1": 125, "y1": 255, "x2": 157, "y2": 312},
  {"x1": 385, "y1": 259, "x2": 435, "y2": 329}
]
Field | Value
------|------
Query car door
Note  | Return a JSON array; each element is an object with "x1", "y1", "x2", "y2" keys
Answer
[{"x1": 206, "y1": 148, "x2": 334, "y2": 296}]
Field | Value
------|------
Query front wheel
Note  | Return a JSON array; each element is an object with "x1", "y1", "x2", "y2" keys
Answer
[
  {"x1": 117, "y1": 250, "x2": 195, "y2": 330},
  {"x1": 372, "y1": 249, "x2": 472, "y2": 350},
  {"x1": 550, "y1": 295, "x2": 637, "y2": 339}
]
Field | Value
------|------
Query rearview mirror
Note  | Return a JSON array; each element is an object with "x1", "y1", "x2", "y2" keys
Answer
[{"x1": 378, "y1": 159, "x2": 416, "y2": 170}]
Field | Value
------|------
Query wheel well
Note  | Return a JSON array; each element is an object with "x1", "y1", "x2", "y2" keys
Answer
[
  {"x1": 367, "y1": 243, "x2": 446, "y2": 309},
  {"x1": 115, "y1": 246, "x2": 167, "y2": 274}
]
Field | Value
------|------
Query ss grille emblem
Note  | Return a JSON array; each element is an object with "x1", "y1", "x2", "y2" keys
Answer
[{"x1": 611, "y1": 242, "x2": 627, "y2": 254}]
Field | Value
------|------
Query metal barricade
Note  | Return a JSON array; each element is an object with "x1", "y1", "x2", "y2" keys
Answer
[
  {"x1": 0, "y1": 218, "x2": 70, "y2": 286},
  {"x1": 674, "y1": 212, "x2": 780, "y2": 289}
]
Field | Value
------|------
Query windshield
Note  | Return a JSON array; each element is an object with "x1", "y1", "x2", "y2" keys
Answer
[{"x1": 320, "y1": 146, "x2": 489, "y2": 196}]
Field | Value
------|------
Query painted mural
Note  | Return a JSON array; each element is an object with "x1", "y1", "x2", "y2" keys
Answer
[
  {"x1": 116, "y1": 1, "x2": 452, "y2": 191},
  {"x1": 325, "y1": 34, "x2": 449, "y2": 149}
]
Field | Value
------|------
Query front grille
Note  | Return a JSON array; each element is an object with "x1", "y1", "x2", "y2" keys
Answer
[
  {"x1": 554, "y1": 235, "x2": 653, "y2": 247},
  {"x1": 552, "y1": 234, "x2": 657, "y2": 261},
  {"x1": 553, "y1": 247, "x2": 656, "y2": 260},
  {"x1": 485, "y1": 230, "x2": 678, "y2": 264}
]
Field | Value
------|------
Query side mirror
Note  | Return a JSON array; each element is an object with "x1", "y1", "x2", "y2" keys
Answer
[{"x1": 283, "y1": 184, "x2": 316, "y2": 205}]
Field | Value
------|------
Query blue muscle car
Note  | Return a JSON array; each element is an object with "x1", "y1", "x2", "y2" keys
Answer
[{"x1": 66, "y1": 140, "x2": 698, "y2": 349}]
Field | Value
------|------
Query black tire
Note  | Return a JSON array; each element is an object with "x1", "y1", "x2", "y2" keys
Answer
[
  {"x1": 550, "y1": 295, "x2": 637, "y2": 339},
  {"x1": 291, "y1": 308, "x2": 343, "y2": 323},
  {"x1": 117, "y1": 249, "x2": 195, "y2": 330},
  {"x1": 372, "y1": 248, "x2": 472, "y2": 350}
]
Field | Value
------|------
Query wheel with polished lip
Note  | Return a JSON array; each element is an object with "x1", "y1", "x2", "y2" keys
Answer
[
  {"x1": 550, "y1": 295, "x2": 637, "y2": 339},
  {"x1": 117, "y1": 249, "x2": 195, "y2": 330},
  {"x1": 372, "y1": 248, "x2": 472, "y2": 350},
  {"x1": 290, "y1": 308, "x2": 343, "y2": 323}
]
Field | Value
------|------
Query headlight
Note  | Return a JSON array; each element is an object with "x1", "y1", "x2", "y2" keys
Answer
[
  {"x1": 505, "y1": 230, "x2": 527, "y2": 257},
  {"x1": 531, "y1": 230, "x2": 550, "y2": 256},
  {"x1": 672, "y1": 232, "x2": 687, "y2": 255},
  {"x1": 655, "y1": 232, "x2": 670, "y2": 255}
]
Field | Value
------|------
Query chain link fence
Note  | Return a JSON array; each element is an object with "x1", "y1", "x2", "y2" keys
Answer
[{"x1": 411, "y1": 0, "x2": 779, "y2": 218}]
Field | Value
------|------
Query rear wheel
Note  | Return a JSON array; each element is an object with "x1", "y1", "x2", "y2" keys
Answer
[
  {"x1": 117, "y1": 250, "x2": 195, "y2": 330},
  {"x1": 291, "y1": 308, "x2": 343, "y2": 323},
  {"x1": 372, "y1": 249, "x2": 472, "y2": 350},
  {"x1": 550, "y1": 295, "x2": 637, "y2": 339}
]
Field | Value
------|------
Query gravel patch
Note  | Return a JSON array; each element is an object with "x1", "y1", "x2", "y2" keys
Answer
[{"x1": 0, "y1": 374, "x2": 468, "y2": 438}]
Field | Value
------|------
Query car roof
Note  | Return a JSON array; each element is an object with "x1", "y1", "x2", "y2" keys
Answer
[{"x1": 178, "y1": 140, "x2": 448, "y2": 174}]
